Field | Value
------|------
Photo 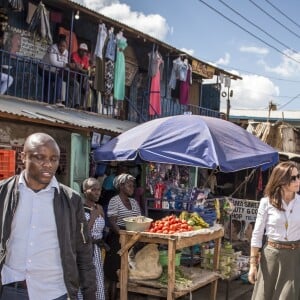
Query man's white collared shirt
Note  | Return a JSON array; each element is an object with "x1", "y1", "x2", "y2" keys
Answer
[{"x1": 1, "y1": 174, "x2": 67, "y2": 300}]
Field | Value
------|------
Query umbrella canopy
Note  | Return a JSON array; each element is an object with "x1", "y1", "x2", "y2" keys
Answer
[{"x1": 94, "y1": 115, "x2": 278, "y2": 172}]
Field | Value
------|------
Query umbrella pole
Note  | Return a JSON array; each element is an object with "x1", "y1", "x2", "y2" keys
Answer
[{"x1": 194, "y1": 167, "x2": 198, "y2": 187}]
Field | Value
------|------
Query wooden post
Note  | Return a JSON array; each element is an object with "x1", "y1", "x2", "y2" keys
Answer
[
  {"x1": 210, "y1": 235, "x2": 222, "y2": 300},
  {"x1": 119, "y1": 233, "x2": 129, "y2": 300},
  {"x1": 167, "y1": 238, "x2": 176, "y2": 300}
]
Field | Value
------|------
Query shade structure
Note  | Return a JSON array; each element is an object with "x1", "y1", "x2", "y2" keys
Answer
[{"x1": 94, "y1": 115, "x2": 278, "y2": 172}]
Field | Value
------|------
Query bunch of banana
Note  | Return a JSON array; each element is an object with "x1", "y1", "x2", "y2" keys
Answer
[
  {"x1": 179, "y1": 210, "x2": 190, "y2": 221},
  {"x1": 188, "y1": 212, "x2": 209, "y2": 228}
]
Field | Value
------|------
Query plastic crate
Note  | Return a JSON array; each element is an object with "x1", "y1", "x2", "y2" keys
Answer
[{"x1": 0, "y1": 150, "x2": 16, "y2": 180}]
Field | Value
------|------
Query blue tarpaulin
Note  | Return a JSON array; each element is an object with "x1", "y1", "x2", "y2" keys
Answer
[{"x1": 94, "y1": 115, "x2": 278, "y2": 172}]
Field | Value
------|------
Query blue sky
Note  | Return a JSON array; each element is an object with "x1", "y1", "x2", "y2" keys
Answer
[{"x1": 75, "y1": 0, "x2": 300, "y2": 111}]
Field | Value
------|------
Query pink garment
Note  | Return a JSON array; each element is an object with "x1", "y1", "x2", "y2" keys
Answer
[
  {"x1": 149, "y1": 53, "x2": 163, "y2": 116},
  {"x1": 179, "y1": 68, "x2": 191, "y2": 105}
]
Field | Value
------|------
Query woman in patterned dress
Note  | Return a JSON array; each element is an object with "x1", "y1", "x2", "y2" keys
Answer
[
  {"x1": 104, "y1": 173, "x2": 141, "y2": 300},
  {"x1": 78, "y1": 178, "x2": 106, "y2": 300}
]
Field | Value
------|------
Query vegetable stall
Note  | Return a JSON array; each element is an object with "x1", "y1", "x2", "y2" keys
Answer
[{"x1": 94, "y1": 115, "x2": 279, "y2": 299}]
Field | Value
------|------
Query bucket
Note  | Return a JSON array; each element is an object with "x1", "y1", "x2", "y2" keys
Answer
[{"x1": 159, "y1": 250, "x2": 181, "y2": 266}]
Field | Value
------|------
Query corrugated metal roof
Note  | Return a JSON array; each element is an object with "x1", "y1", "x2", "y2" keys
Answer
[
  {"x1": 43, "y1": 0, "x2": 241, "y2": 80},
  {"x1": 0, "y1": 96, "x2": 137, "y2": 135}
]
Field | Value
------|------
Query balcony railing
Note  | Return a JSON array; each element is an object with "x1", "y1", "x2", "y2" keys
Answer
[
  {"x1": 0, "y1": 49, "x2": 93, "y2": 110},
  {"x1": 0, "y1": 49, "x2": 221, "y2": 122}
]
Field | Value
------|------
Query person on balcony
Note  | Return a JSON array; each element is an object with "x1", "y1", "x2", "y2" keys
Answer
[
  {"x1": 0, "y1": 31, "x2": 14, "y2": 95},
  {"x1": 71, "y1": 43, "x2": 90, "y2": 109},
  {"x1": 41, "y1": 34, "x2": 69, "y2": 105}
]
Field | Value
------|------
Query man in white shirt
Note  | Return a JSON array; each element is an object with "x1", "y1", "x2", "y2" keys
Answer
[{"x1": 0, "y1": 133, "x2": 96, "y2": 300}]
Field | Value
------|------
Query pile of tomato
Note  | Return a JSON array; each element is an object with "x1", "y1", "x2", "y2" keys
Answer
[{"x1": 148, "y1": 215, "x2": 193, "y2": 234}]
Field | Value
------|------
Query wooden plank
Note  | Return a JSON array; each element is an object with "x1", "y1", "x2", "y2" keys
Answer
[
  {"x1": 128, "y1": 268, "x2": 220, "y2": 298},
  {"x1": 167, "y1": 239, "x2": 176, "y2": 300},
  {"x1": 117, "y1": 232, "x2": 141, "y2": 256},
  {"x1": 176, "y1": 229, "x2": 224, "y2": 249},
  {"x1": 119, "y1": 234, "x2": 129, "y2": 300}
]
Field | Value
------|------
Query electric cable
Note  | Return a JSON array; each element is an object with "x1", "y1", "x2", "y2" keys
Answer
[
  {"x1": 249, "y1": 0, "x2": 300, "y2": 40},
  {"x1": 218, "y1": 0, "x2": 299, "y2": 54},
  {"x1": 197, "y1": 0, "x2": 300, "y2": 64},
  {"x1": 277, "y1": 93, "x2": 300, "y2": 109},
  {"x1": 264, "y1": 0, "x2": 300, "y2": 30}
]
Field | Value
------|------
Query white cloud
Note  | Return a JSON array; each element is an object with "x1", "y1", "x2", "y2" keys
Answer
[
  {"x1": 180, "y1": 48, "x2": 195, "y2": 56},
  {"x1": 223, "y1": 74, "x2": 279, "y2": 110},
  {"x1": 215, "y1": 53, "x2": 230, "y2": 66},
  {"x1": 259, "y1": 49, "x2": 300, "y2": 77},
  {"x1": 73, "y1": 0, "x2": 170, "y2": 41},
  {"x1": 204, "y1": 72, "x2": 280, "y2": 110},
  {"x1": 239, "y1": 46, "x2": 269, "y2": 55}
]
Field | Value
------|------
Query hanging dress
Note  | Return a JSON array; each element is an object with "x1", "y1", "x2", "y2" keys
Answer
[
  {"x1": 113, "y1": 37, "x2": 127, "y2": 101},
  {"x1": 179, "y1": 65, "x2": 192, "y2": 105},
  {"x1": 94, "y1": 23, "x2": 107, "y2": 92},
  {"x1": 149, "y1": 51, "x2": 164, "y2": 116},
  {"x1": 104, "y1": 31, "x2": 116, "y2": 96}
]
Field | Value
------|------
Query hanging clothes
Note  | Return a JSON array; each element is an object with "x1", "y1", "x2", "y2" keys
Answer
[
  {"x1": 113, "y1": 34, "x2": 127, "y2": 101},
  {"x1": 93, "y1": 23, "x2": 107, "y2": 92},
  {"x1": 94, "y1": 23, "x2": 107, "y2": 59},
  {"x1": 104, "y1": 28, "x2": 116, "y2": 96},
  {"x1": 169, "y1": 56, "x2": 183, "y2": 99},
  {"x1": 168, "y1": 57, "x2": 182, "y2": 89},
  {"x1": 105, "y1": 28, "x2": 116, "y2": 61},
  {"x1": 179, "y1": 62, "x2": 192, "y2": 105},
  {"x1": 148, "y1": 50, "x2": 164, "y2": 116}
]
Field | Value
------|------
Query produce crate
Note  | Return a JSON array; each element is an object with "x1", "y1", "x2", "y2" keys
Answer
[{"x1": 0, "y1": 150, "x2": 16, "y2": 180}]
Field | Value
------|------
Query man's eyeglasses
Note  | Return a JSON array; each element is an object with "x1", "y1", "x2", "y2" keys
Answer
[{"x1": 290, "y1": 174, "x2": 300, "y2": 182}]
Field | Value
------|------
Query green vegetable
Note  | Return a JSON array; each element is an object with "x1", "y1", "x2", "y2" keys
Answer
[{"x1": 158, "y1": 266, "x2": 192, "y2": 287}]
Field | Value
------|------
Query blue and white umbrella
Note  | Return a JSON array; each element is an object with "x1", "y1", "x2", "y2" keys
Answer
[{"x1": 94, "y1": 115, "x2": 278, "y2": 172}]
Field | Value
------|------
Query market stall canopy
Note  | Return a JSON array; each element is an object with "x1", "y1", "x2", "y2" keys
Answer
[{"x1": 94, "y1": 115, "x2": 279, "y2": 172}]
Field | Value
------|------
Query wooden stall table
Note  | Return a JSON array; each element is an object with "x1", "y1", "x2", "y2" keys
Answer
[{"x1": 118, "y1": 224, "x2": 224, "y2": 300}]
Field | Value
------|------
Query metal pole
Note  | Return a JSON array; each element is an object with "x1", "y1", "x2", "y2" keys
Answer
[
  {"x1": 226, "y1": 86, "x2": 230, "y2": 120},
  {"x1": 69, "y1": 11, "x2": 74, "y2": 62}
]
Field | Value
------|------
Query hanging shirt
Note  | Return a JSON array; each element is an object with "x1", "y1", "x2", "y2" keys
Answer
[
  {"x1": 94, "y1": 23, "x2": 107, "y2": 59},
  {"x1": 168, "y1": 57, "x2": 183, "y2": 90},
  {"x1": 105, "y1": 31, "x2": 116, "y2": 61}
]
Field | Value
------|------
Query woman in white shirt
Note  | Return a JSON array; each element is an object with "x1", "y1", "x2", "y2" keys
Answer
[{"x1": 249, "y1": 161, "x2": 300, "y2": 299}]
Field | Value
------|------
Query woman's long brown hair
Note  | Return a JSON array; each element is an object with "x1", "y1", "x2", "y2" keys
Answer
[{"x1": 264, "y1": 161, "x2": 298, "y2": 210}]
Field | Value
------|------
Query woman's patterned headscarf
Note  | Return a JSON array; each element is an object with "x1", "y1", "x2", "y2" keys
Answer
[{"x1": 113, "y1": 173, "x2": 135, "y2": 190}]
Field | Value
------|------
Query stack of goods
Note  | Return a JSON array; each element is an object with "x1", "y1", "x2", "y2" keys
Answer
[
  {"x1": 200, "y1": 242, "x2": 215, "y2": 271},
  {"x1": 190, "y1": 188, "x2": 218, "y2": 226},
  {"x1": 218, "y1": 242, "x2": 242, "y2": 279},
  {"x1": 163, "y1": 187, "x2": 192, "y2": 210},
  {"x1": 201, "y1": 242, "x2": 243, "y2": 279}
]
